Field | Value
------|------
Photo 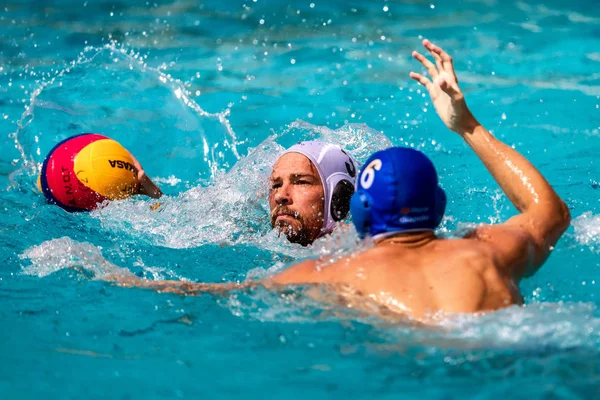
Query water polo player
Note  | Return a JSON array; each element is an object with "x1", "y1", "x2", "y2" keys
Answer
[
  {"x1": 101, "y1": 40, "x2": 570, "y2": 322},
  {"x1": 269, "y1": 141, "x2": 357, "y2": 246}
]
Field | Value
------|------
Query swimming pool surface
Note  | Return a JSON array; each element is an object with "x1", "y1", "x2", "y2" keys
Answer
[{"x1": 1, "y1": 0, "x2": 599, "y2": 399}]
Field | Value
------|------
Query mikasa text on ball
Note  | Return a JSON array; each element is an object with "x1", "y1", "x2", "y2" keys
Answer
[{"x1": 39, "y1": 133, "x2": 140, "y2": 211}]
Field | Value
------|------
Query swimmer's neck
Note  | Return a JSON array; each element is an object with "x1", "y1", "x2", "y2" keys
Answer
[{"x1": 375, "y1": 231, "x2": 437, "y2": 248}]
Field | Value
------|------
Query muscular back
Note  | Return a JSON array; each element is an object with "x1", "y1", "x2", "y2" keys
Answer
[{"x1": 271, "y1": 236, "x2": 524, "y2": 320}]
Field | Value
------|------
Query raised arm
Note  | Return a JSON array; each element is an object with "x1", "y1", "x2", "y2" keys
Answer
[{"x1": 410, "y1": 39, "x2": 570, "y2": 279}]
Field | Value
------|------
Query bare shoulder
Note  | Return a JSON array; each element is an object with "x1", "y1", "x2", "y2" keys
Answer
[
  {"x1": 270, "y1": 259, "x2": 321, "y2": 285},
  {"x1": 270, "y1": 251, "x2": 369, "y2": 285},
  {"x1": 470, "y1": 223, "x2": 532, "y2": 243},
  {"x1": 435, "y1": 238, "x2": 493, "y2": 268},
  {"x1": 463, "y1": 224, "x2": 538, "y2": 279},
  {"x1": 471, "y1": 224, "x2": 535, "y2": 259}
]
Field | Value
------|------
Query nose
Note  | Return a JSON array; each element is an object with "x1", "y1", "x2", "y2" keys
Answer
[{"x1": 274, "y1": 182, "x2": 292, "y2": 205}]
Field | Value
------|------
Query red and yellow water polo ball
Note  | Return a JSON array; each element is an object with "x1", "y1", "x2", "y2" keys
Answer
[{"x1": 39, "y1": 133, "x2": 140, "y2": 211}]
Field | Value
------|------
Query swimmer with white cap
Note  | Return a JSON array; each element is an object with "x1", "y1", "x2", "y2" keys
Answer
[
  {"x1": 269, "y1": 141, "x2": 357, "y2": 245},
  {"x1": 100, "y1": 40, "x2": 570, "y2": 323}
]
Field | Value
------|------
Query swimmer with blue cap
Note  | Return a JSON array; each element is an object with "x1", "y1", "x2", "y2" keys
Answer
[{"x1": 101, "y1": 40, "x2": 570, "y2": 323}]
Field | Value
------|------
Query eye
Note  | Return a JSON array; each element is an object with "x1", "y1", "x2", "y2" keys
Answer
[{"x1": 271, "y1": 182, "x2": 282, "y2": 190}]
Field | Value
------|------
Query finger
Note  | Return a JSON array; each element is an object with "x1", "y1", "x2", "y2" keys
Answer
[
  {"x1": 409, "y1": 71, "x2": 432, "y2": 89},
  {"x1": 430, "y1": 49, "x2": 445, "y2": 74},
  {"x1": 420, "y1": 40, "x2": 444, "y2": 72},
  {"x1": 411, "y1": 51, "x2": 438, "y2": 79},
  {"x1": 423, "y1": 39, "x2": 458, "y2": 82},
  {"x1": 437, "y1": 77, "x2": 462, "y2": 101}
]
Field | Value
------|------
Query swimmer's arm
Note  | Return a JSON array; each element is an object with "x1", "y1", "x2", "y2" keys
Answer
[
  {"x1": 410, "y1": 39, "x2": 570, "y2": 279},
  {"x1": 138, "y1": 172, "x2": 163, "y2": 199},
  {"x1": 105, "y1": 259, "x2": 328, "y2": 295},
  {"x1": 128, "y1": 152, "x2": 163, "y2": 199},
  {"x1": 105, "y1": 274, "x2": 262, "y2": 295},
  {"x1": 462, "y1": 124, "x2": 569, "y2": 279}
]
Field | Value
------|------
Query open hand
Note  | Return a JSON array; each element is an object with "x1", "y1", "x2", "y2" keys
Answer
[{"x1": 410, "y1": 39, "x2": 478, "y2": 135}]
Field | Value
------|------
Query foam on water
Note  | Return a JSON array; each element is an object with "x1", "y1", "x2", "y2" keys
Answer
[
  {"x1": 217, "y1": 281, "x2": 600, "y2": 352},
  {"x1": 19, "y1": 236, "x2": 133, "y2": 279},
  {"x1": 438, "y1": 302, "x2": 600, "y2": 351},
  {"x1": 90, "y1": 136, "x2": 281, "y2": 249},
  {"x1": 572, "y1": 212, "x2": 600, "y2": 251},
  {"x1": 91, "y1": 123, "x2": 391, "y2": 251},
  {"x1": 152, "y1": 175, "x2": 183, "y2": 187},
  {"x1": 18, "y1": 236, "x2": 191, "y2": 282}
]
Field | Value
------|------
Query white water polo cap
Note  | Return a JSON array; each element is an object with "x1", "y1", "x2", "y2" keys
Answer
[{"x1": 282, "y1": 141, "x2": 358, "y2": 235}]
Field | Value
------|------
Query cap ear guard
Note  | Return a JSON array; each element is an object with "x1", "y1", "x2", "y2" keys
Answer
[
  {"x1": 434, "y1": 186, "x2": 446, "y2": 228},
  {"x1": 331, "y1": 179, "x2": 355, "y2": 222},
  {"x1": 350, "y1": 190, "x2": 372, "y2": 238}
]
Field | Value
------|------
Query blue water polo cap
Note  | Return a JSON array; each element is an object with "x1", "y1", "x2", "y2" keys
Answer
[{"x1": 350, "y1": 147, "x2": 446, "y2": 239}]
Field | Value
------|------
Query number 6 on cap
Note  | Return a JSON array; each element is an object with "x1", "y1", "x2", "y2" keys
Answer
[{"x1": 360, "y1": 159, "x2": 382, "y2": 189}]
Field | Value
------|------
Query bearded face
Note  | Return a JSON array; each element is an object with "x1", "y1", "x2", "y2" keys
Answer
[{"x1": 268, "y1": 153, "x2": 325, "y2": 246}]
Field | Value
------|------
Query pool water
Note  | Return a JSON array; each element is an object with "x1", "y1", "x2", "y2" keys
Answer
[{"x1": 2, "y1": 0, "x2": 600, "y2": 398}]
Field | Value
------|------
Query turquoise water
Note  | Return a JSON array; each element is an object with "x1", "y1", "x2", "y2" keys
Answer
[{"x1": 2, "y1": 0, "x2": 600, "y2": 398}]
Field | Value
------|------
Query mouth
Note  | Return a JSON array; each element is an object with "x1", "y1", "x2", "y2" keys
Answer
[
  {"x1": 275, "y1": 214, "x2": 296, "y2": 223},
  {"x1": 271, "y1": 208, "x2": 300, "y2": 226}
]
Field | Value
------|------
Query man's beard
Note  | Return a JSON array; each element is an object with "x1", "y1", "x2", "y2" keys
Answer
[{"x1": 270, "y1": 206, "x2": 312, "y2": 246}]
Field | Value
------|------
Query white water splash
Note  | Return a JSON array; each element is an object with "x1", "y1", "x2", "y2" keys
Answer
[
  {"x1": 152, "y1": 175, "x2": 183, "y2": 187},
  {"x1": 572, "y1": 212, "x2": 600, "y2": 251},
  {"x1": 19, "y1": 237, "x2": 133, "y2": 279},
  {"x1": 91, "y1": 123, "x2": 391, "y2": 251},
  {"x1": 436, "y1": 302, "x2": 600, "y2": 350},
  {"x1": 285, "y1": 120, "x2": 393, "y2": 163},
  {"x1": 8, "y1": 40, "x2": 238, "y2": 187},
  {"x1": 91, "y1": 136, "x2": 281, "y2": 249},
  {"x1": 18, "y1": 237, "x2": 191, "y2": 281}
]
